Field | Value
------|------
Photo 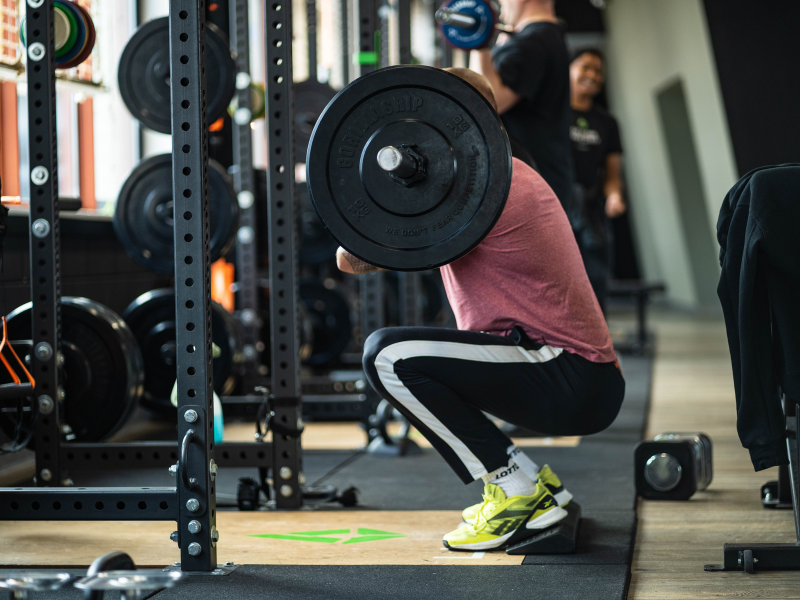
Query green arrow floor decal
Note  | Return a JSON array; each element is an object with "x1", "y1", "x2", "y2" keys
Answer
[
  {"x1": 343, "y1": 528, "x2": 406, "y2": 545},
  {"x1": 251, "y1": 528, "x2": 405, "y2": 545}
]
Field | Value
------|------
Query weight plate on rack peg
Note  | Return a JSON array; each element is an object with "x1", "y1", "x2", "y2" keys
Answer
[
  {"x1": 118, "y1": 17, "x2": 236, "y2": 133},
  {"x1": 123, "y1": 289, "x2": 243, "y2": 415},
  {"x1": 113, "y1": 154, "x2": 239, "y2": 275},
  {"x1": 298, "y1": 185, "x2": 338, "y2": 266},
  {"x1": 1, "y1": 298, "x2": 144, "y2": 443},
  {"x1": 299, "y1": 279, "x2": 352, "y2": 367},
  {"x1": 229, "y1": 82, "x2": 266, "y2": 122},
  {"x1": 306, "y1": 65, "x2": 512, "y2": 271},
  {"x1": 295, "y1": 80, "x2": 338, "y2": 164},
  {"x1": 58, "y1": 1, "x2": 96, "y2": 70}
]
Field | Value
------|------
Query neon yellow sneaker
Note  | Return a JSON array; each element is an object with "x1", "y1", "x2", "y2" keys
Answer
[
  {"x1": 444, "y1": 481, "x2": 568, "y2": 551},
  {"x1": 461, "y1": 464, "x2": 571, "y2": 524},
  {"x1": 537, "y1": 464, "x2": 573, "y2": 507}
]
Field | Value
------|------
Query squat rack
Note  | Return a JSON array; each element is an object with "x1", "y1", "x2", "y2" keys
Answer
[{"x1": 0, "y1": 0, "x2": 306, "y2": 572}]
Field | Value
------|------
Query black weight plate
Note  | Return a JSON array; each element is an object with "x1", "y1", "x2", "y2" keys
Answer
[
  {"x1": 3, "y1": 298, "x2": 144, "y2": 443},
  {"x1": 114, "y1": 154, "x2": 239, "y2": 275},
  {"x1": 298, "y1": 185, "x2": 338, "y2": 266},
  {"x1": 306, "y1": 65, "x2": 512, "y2": 271},
  {"x1": 299, "y1": 279, "x2": 352, "y2": 368},
  {"x1": 123, "y1": 289, "x2": 241, "y2": 415},
  {"x1": 383, "y1": 271, "x2": 446, "y2": 325},
  {"x1": 295, "y1": 79, "x2": 338, "y2": 164},
  {"x1": 118, "y1": 17, "x2": 236, "y2": 134}
]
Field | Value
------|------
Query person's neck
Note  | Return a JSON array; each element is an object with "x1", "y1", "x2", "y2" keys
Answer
[
  {"x1": 571, "y1": 93, "x2": 594, "y2": 112},
  {"x1": 514, "y1": 7, "x2": 558, "y2": 31}
]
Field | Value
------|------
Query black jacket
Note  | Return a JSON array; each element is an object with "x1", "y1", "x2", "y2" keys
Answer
[{"x1": 717, "y1": 164, "x2": 800, "y2": 470}]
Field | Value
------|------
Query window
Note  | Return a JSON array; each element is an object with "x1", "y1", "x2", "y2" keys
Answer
[{"x1": 0, "y1": 0, "x2": 20, "y2": 68}]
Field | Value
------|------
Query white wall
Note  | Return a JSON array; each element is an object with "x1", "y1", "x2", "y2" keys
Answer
[
  {"x1": 604, "y1": 0, "x2": 738, "y2": 308},
  {"x1": 92, "y1": 1, "x2": 139, "y2": 209}
]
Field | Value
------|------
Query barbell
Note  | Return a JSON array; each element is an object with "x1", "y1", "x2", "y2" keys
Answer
[
  {"x1": 306, "y1": 65, "x2": 512, "y2": 272},
  {"x1": 435, "y1": 0, "x2": 512, "y2": 50}
]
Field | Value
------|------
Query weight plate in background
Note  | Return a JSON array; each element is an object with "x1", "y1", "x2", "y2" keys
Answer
[
  {"x1": 2, "y1": 298, "x2": 144, "y2": 443},
  {"x1": 118, "y1": 17, "x2": 236, "y2": 133},
  {"x1": 384, "y1": 271, "x2": 446, "y2": 325},
  {"x1": 123, "y1": 289, "x2": 242, "y2": 415},
  {"x1": 58, "y1": 0, "x2": 96, "y2": 70},
  {"x1": 114, "y1": 154, "x2": 239, "y2": 275},
  {"x1": 437, "y1": 0, "x2": 499, "y2": 50},
  {"x1": 299, "y1": 279, "x2": 352, "y2": 368},
  {"x1": 295, "y1": 80, "x2": 338, "y2": 164},
  {"x1": 298, "y1": 185, "x2": 338, "y2": 267},
  {"x1": 306, "y1": 65, "x2": 512, "y2": 271}
]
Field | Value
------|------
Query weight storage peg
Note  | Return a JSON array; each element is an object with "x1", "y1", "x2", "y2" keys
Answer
[
  {"x1": 306, "y1": 65, "x2": 512, "y2": 272},
  {"x1": 635, "y1": 432, "x2": 713, "y2": 500}
]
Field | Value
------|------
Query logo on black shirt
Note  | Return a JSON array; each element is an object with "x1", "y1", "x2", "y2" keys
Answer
[{"x1": 570, "y1": 124, "x2": 601, "y2": 146}]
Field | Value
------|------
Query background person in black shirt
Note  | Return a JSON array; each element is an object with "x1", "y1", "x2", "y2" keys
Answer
[
  {"x1": 569, "y1": 48, "x2": 625, "y2": 313},
  {"x1": 473, "y1": 0, "x2": 575, "y2": 210}
]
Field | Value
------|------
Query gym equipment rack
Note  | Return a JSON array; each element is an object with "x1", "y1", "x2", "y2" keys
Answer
[
  {"x1": 705, "y1": 401, "x2": 800, "y2": 573},
  {"x1": 0, "y1": 0, "x2": 304, "y2": 573},
  {"x1": 229, "y1": 0, "x2": 260, "y2": 393}
]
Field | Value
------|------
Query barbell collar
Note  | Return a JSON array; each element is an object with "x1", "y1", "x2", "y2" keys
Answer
[{"x1": 377, "y1": 146, "x2": 419, "y2": 179}]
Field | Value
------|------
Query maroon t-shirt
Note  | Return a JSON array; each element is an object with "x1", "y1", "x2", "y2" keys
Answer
[{"x1": 440, "y1": 158, "x2": 617, "y2": 363}]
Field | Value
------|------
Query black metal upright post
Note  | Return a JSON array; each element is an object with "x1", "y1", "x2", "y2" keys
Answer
[
  {"x1": 341, "y1": 0, "x2": 350, "y2": 84},
  {"x1": 357, "y1": 0, "x2": 385, "y2": 341},
  {"x1": 395, "y1": 0, "x2": 422, "y2": 327},
  {"x1": 229, "y1": 0, "x2": 259, "y2": 392},
  {"x1": 397, "y1": 0, "x2": 411, "y2": 65},
  {"x1": 169, "y1": 0, "x2": 217, "y2": 571},
  {"x1": 25, "y1": 0, "x2": 62, "y2": 488},
  {"x1": 307, "y1": 0, "x2": 318, "y2": 81},
  {"x1": 358, "y1": 0, "x2": 379, "y2": 75},
  {"x1": 265, "y1": 0, "x2": 303, "y2": 509},
  {"x1": 431, "y1": 0, "x2": 453, "y2": 68}
]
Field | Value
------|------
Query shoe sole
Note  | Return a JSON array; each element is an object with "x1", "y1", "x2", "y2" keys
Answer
[
  {"x1": 526, "y1": 505, "x2": 568, "y2": 530},
  {"x1": 445, "y1": 507, "x2": 569, "y2": 551},
  {"x1": 443, "y1": 529, "x2": 518, "y2": 551},
  {"x1": 554, "y1": 489, "x2": 572, "y2": 507}
]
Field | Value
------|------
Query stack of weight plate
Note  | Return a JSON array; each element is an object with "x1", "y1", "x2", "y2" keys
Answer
[
  {"x1": 113, "y1": 17, "x2": 240, "y2": 275},
  {"x1": 20, "y1": 0, "x2": 96, "y2": 69}
]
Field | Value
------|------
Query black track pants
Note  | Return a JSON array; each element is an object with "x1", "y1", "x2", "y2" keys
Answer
[{"x1": 363, "y1": 327, "x2": 625, "y2": 484}]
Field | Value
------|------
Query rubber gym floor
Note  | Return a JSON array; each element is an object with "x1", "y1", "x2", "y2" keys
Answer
[{"x1": 2, "y1": 309, "x2": 797, "y2": 599}]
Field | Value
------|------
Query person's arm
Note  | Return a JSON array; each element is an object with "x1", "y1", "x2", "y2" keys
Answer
[
  {"x1": 474, "y1": 49, "x2": 521, "y2": 114},
  {"x1": 604, "y1": 153, "x2": 626, "y2": 218},
  {"x1": 336, "y1": 247, "x2": 383, "y2": 275}
]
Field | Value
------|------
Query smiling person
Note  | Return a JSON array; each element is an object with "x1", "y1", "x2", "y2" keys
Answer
[
  {"x1": 569, "y1": 48, "x2": 626, "y2": 313},
  {"x1": 339, "y1": 69, "x2": 625, "y2": 553}
]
